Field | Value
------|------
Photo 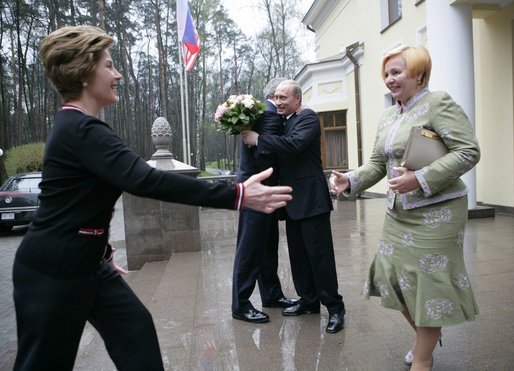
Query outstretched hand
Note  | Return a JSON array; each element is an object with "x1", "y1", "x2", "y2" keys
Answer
[
  {"x1": 329, "y1": 170, "x2": 349, "y2": 196},
  {"x1": 243, "y1": 168, "x2": 292, "y2": 213}
]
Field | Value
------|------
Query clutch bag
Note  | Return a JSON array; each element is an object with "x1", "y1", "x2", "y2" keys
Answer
[{"x1": 401, "y1": 127, "x2": 449, "y2": 170}]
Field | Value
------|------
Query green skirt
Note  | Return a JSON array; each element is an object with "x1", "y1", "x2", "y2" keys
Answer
[{"x1": 363, "y1": 195, "x2": 479, "y2": 327}]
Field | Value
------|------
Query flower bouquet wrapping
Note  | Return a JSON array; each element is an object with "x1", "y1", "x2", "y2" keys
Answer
[{"x1": 214, "y1": 94, "x2": 265, "y2": 135}]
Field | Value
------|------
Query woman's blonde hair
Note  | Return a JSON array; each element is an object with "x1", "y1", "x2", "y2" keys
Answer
[
  {"x1": 40, "y1": 26, "x2": 114, "y2": 101},
  {"x1": 381, "y1": 45, "x2": 432, "y2": 88}
]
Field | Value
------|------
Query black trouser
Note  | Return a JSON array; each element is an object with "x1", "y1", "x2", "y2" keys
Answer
[
  {"x1": 285, "y1": 212, "x2": 345, "y2": 314},
  {"x1": 13, "y1": 259, "x2": 164, "y2": 371},
  {"x1": 232, "y1": 208, "x2": 284, "y2": 313}
]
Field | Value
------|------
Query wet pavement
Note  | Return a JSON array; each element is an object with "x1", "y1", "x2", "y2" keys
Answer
[{"x1": 1, "y1": 197, "x2": 514, "y2": 370}]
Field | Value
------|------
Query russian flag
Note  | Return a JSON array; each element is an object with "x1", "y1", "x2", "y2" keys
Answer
[{"x1": 176, "y1": 0, "x2": 201, "y2": 72}]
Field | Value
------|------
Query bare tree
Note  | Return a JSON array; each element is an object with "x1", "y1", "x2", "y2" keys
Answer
[{"x1": 0, "y1": 0, "x2": 309, "y2": 174}]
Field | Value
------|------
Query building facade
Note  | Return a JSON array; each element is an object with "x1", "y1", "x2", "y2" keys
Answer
[{"x1": 298, "y1": 0, "x2": 514, "y2": 212}]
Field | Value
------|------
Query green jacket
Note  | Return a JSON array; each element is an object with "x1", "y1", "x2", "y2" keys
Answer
[{"x1": 346, "y1": 89, "x2": 480, "y2": 210}]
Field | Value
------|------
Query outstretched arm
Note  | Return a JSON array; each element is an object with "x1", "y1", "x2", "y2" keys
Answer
[{"x1": 242, "y1": 168, "x2": 292, "y2": 213}]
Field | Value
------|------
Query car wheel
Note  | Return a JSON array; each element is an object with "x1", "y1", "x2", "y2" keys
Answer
[{"x1": 0, "y1": 225, "x2": 13, "y2": 233}]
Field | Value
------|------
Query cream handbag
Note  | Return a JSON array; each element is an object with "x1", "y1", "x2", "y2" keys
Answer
[{"x1": 401, "y1": 127, "x2": 449, "y2": 170}]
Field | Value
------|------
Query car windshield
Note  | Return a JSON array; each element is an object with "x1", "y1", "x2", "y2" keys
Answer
[{"x1": 5, "y1": 177, "x2": 41, "y2": 192}]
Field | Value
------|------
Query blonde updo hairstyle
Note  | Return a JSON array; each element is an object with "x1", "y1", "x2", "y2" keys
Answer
[
  {"x1": 381, "y1": 45, "x2": 432, "y2": 88},
  {"x1": 40, "y1": 25, "x2": 114, "y2": 101}
]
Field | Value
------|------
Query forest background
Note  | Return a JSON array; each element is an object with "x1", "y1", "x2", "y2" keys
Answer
[{"x1": 0, "y1": 0, "x2": 312, "y2": 181}]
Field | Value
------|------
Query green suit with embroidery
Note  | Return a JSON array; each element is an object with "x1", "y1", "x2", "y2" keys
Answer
[{"x1": 347, "y1": 89, "x2": 480, "y2": 326}]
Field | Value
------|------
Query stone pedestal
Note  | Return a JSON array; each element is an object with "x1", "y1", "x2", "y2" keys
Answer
[{"x1": 123, "y1": 117, "x2": 202, "y2": 270}]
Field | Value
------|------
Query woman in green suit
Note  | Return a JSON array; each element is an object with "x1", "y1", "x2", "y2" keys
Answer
[{"x1": 330, "y1": 45, "x2": 480, "y2": 371}]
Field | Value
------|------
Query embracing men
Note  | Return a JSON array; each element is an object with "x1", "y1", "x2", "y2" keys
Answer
[
  {"x1": 239, "y1": 79, "x2": 346, "y2": 334},
  {"x1": 231, "y1": 78, "x2": 298, "y2": 324}
]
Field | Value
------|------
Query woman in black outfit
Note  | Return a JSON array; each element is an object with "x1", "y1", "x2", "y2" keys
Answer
[{"x1": 12, "y1": 25, "x2": 291, "y2": 371}]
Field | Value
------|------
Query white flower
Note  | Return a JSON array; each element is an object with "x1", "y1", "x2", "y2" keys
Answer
[
  {"x1": 399, "y1": 273, "x2": 412, "y2": 291},
  {"x1": 423, "y1": 207, "x2": 452, "y2": 228},
  {"x1": 377, "y1": 240, "x2": 393, "y2": 257},
  {"x1": 375, "y1": 281, "x2": 390, "y2": 297},
  {"x1": 213, "y1": 94, "x2": 265, "y2": 135},
  {"x1": 419, "y1": 254, "x2": 448, "y2": 273},
  {"x1": 425, "y1": 298, "x2": 453, "y2": 320},
  {"x1": 214, "y1": 103, "x2": 228, "y2": 123},
  {"x1": 456, "y1": 273, "x2": 471, "y2": 289},
  {"x1": 402, "y1": 232, "x2": 414, "y2": 247}
]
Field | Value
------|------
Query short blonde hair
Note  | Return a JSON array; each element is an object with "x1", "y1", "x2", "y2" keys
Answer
[
  {"x1": 40, "y1": 26, "x2": 114, "y2": 101},
  {"x1": 381, "y1": 45, "x2": 432, "y2": 88}
]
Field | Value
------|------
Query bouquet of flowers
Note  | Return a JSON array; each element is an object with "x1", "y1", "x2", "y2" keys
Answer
[{"x1": 214, "y1": 94, "x2": 265, "y2": 135}]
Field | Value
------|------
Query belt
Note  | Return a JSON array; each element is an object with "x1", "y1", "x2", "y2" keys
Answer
[{"x1": 78, "y1": 227, "x2": 106, "y2": 237}]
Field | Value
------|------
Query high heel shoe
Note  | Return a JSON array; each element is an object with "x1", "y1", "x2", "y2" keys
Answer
[
  {"x1": 404, "y1": 350, "x2": 414, "y2": 366},
  {"x1": 404, "y1": 335, "x2": 442, "y2": 366}
]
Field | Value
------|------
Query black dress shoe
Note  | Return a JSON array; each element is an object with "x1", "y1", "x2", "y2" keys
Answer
[
  {"x1": 282, "y1": 302, "x2": 320, "y2": 316},
  {"x1": 326, "y1": 312, "x2": 344, "y2": 333},
  {"x1": 232, "y1": 308, "x2": 270, "y2": 323},
  {"x1": 262, "y1": 297, "x2": 298, "y2": 308}
]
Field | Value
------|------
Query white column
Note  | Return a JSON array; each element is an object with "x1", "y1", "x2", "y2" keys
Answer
[{"x1": 426, "y1": 2, "x2": 477, "y2": 209}]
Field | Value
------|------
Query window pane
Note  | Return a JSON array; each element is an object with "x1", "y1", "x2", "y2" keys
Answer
[
  {"x1": 334, "y1": 111, "x2": 346, "y2": 127},
  {"x1": 389, "y1": 0, "x2": 401, "y2": 22},
  {"x1": 321, "y1": 112, "x2": 334, "y2": 128},
  {"x1": 325, "y1": 129, "x2": 347, "y2": 169},
  {"x1": 320, "y1": 111, "x2": 346, "y2": 128}
]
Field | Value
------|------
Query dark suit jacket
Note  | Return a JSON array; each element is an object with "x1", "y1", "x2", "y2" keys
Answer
[
  {"x1": 258, "y1": 108, "x2": 332, "y2": 220},
  {"x1": 236, "y1": 100, "x2": 282, "y2": 185}
]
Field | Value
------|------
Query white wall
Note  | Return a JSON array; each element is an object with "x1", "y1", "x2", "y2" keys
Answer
[{"x1": 473, "y1": 5, "x2": 514, "y2": 207}]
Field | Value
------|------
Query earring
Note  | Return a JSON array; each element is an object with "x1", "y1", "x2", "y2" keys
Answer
[{"x1": 82, "y1": 82, "x2": 88, "y2": 88}]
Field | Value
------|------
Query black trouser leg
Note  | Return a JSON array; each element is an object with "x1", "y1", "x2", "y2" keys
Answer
[
  {"x1": 13, "y1": 259, "x2": 164, "y2": 371},
  {"x1": 89, "y1": 263, "x2": 163, "y2": 371},
  {"x1": 232, "y1": 208, "x2": 270, "y2": 313},
  {"x1": 13, "y1": 259, "x2": 97, "y2": 371},
  {"x1": 300, "y1": 213, "x2": 344, "y2": 314},
  {"x1": 285, "y1": 218, "x2": 319, "y2": 307},
  {"x1": 257, "y1": 212, "x2": 284, "y2": 304}
]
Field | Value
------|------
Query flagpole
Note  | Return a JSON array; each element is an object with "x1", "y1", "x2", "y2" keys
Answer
[
  {"x1": 178, "y1": 43, "x2": 188, "y2": 164},
  {"x1": 176, "y1": 0, "x2": 199, "y2": 165},
  {"x1": 184, "y1": 67, "x2": 191, "y2": 165}
]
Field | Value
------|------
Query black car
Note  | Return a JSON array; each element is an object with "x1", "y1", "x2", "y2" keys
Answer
[{"x1": 0, "y1": 172, "x2": 42, "y2": 232}]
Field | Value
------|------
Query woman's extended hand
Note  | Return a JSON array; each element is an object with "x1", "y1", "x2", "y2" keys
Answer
[
  {"x1": 388, "y1": 166, "x2": 420, "y2": 194},
  {"x1": 243, "y1": 168, "x2": 292, "y2": 213},
  {"x1": 329, "y1": 170, "x2": 349, "y2": 196}
]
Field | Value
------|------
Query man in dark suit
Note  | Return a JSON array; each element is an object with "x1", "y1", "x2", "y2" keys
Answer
[
  {"x1": 241, "y1": 80, "x2": 345, "y2": 333},
  {"x1": 231, "y1": 78, "x2": 297, "y2": 324}
]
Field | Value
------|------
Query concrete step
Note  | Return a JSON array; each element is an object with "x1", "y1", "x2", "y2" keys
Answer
[{"x1": 74, "y1": 261, "x2": 168, "y2": 371}]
